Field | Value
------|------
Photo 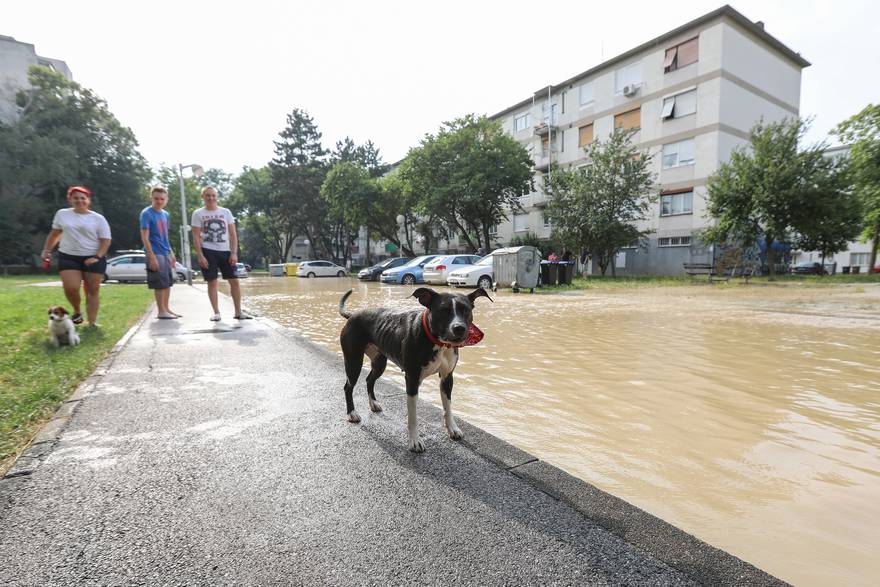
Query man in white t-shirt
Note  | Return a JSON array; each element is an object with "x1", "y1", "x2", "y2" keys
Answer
[{"x1": 191, "y1": 186, "x2": 251, "y2": 321}]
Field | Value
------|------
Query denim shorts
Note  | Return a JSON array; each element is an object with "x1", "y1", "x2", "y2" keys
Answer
[{"x1": 146, "y1": 254, "x2": 175, "y2": 290}]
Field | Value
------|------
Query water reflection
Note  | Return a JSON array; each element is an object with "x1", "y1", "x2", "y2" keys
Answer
[{"x1": 241, "y1": 276, "x2": 880, "y2": 586}]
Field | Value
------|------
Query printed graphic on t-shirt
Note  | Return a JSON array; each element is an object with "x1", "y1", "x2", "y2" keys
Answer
[{"x1": 201, "y1": 217, "x2": 227, "y2": 244}]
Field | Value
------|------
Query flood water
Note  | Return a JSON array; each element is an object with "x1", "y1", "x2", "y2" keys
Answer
[{"x1": 239, "y1": 276, "x2": 880, "y2": 586}]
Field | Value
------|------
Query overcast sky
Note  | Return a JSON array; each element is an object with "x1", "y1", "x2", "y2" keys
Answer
[{"x1": 5, "y1": 0, "x2": 878, "y2": 176}]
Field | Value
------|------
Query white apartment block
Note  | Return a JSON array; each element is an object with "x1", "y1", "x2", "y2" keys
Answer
[
  {"x1": 0, "y1": 35, "x2": 73, "y2": 124},
  {"x1": 490, "y1": 5, "x2": 809, "y2": 275}
]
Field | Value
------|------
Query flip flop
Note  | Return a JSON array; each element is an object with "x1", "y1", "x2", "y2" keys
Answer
[
  {"x1": 71, "y1": 313, "x2": 84, "y2": 324},
  {"x1": 234, "y1": 314, "x2": 253, "y2": 320},
  {"x1": 157, "y1": 315, "x2": 177, "y2": 320}
]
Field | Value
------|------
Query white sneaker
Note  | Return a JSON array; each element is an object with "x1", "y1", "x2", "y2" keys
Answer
[{"x1": 210, "y1": 313, "x2": 221, "y2": 322}]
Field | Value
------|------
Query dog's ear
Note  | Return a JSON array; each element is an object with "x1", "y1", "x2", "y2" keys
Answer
[
  {"x1": 468, "y1": 288, "x2": 493, "y2": 304},
  {"x1": 57, "y1": 306, "x2": 68, "y2": 315},
  {"x1": 412, "y1": 287, "x2": 438, "y2": 308}
]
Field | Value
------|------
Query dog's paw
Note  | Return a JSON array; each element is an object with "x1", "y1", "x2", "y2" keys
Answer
[
  {"x1": 50, "y1": 338, "x2": 60, "y2": 348},
  {"x1": 446, "y1": 424, "x2": 464, "y2": 441},
  {"x1": 347, "y1": 410, "x2": 361, "y2": 423},
  {"x1": 368, "y1": 400, "x2": 383, "y2": 413},
  {"x1": 408, "y1": 437, "x2": 425, "y2": 453},
  {"x1": 70, "y1": 335, "x2": 80, "y2": 347}
]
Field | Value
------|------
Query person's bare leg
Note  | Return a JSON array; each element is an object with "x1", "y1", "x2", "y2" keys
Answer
[
  {"x1": 83, "y1": 272, "x2": 103, "y2": 325},
  {"x1": 207, "y1": 279, "x2": 220, "y2": 314},
  {"x1": 59, "y1": 270, "x2": 82, "y2": 315},
  {"x1": 229, "y1": 278, "x2": 242, "y2": 316}
]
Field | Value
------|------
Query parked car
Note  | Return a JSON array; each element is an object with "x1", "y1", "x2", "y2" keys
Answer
[
  {"x1": 296, "y1": 260, "x2": 348, "y2": 278},
  {"x1": 447, "y1": 253, "x2": 497, "y2": 289},
  {"x1": 103, "y1": 252, "x2": 197, "y2": 283},
  {"x1": 357, "y1": 257, "x2": 413, "y2": 281},
  {"x1": 793, "y1": 261, "x2": 826, "y2": 275},
  {"x1": 379, "y1": 255, "x2": 439, "y2": 285},
  {"x1": 422, "y1": 254, "x2": 482, "y2": 285},
  {"x1": 234, "y1": 262, "x2": 249, "y2": 278}
]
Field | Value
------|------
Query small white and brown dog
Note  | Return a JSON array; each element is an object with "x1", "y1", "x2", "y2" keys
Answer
[{"x1": 48, "y1": 306, "x2": 80, "y2": 347}]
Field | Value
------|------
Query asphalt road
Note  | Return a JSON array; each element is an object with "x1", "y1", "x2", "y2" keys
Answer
[{"x1": 0, "y1": 284, "x2": 784, "y2": 586}]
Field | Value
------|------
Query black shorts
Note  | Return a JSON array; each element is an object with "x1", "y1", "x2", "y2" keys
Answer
[
  {"x1": 201, "y1": 248, "x2": 237, "y2": 281},
  {"x1": 58, "y1": 251, "x2": 107, "y2": 274}
]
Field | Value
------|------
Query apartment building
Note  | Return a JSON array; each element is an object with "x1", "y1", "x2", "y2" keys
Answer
[
  {"x1": 0, "y1": 35, "x2": 73, "y2": 124},
  {"x1": 490, "y1": 5, "x2": 809, "y2": 275}
]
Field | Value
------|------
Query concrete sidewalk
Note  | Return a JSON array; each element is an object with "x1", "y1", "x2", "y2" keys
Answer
[{"x1": 0, "y1": 284, "x2": 784, "y2": 586}]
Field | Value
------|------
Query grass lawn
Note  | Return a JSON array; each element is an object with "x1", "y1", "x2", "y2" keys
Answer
[
  {"x1": 539, "y1": 272, "x2": 880, "y2": 291},
  {"x1": 0, "y1": 275, "x2": 152, "y2": 472}
]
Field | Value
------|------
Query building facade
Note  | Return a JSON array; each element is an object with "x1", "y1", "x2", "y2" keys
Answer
[
  {"x1": 0, "y1": 35, "x2": 73, "y2": 124},
  {"x1": 489, "y1": 5, "x2": 809, "y2": 275}
]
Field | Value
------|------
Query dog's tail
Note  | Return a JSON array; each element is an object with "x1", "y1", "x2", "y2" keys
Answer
[{"x1": 339, "y1": 289, "x2": 354, "y2": 319}]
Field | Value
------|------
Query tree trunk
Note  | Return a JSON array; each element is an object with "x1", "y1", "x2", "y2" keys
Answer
[
  {"x1": 765, "y1": 236, "x2": 777, "y2": 278},
  {"x1": 869, "y1": 228, "x2": 879, "y2": 274},
  {"x1": 365, "y1": 232, "x2": 371, "y2": 265}
]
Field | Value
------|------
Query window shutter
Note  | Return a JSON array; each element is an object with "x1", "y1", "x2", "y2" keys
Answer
[
  {"x1": 578, "y1": 124, "x2": 593, "y2": 147},
  {"x1": 614, "y1": 108, "x2": 641, "y2": 130},
  {"x1": 663, "y1": 47, "x2": 677, "y2": 70},
  {"x1": 677, "y1": 37, "x2": 699, "y2": 67}
]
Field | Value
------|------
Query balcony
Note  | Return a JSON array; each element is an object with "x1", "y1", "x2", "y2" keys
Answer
[{"x1": 533, "y1": 122, "x2": 556, "y2": 137}]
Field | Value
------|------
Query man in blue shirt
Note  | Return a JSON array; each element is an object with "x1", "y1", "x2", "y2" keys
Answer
[{"x1": 139, "y1": 187, "x2": 180, "y2": 319}]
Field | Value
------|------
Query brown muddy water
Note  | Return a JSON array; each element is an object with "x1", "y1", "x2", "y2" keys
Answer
[{"x1": 240, "y1": 276, "x2": 880, "y2": 586}]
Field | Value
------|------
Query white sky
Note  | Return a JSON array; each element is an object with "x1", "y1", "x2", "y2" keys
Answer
[{"x1": 5, "y1": 0, "x2": 878, "y2": 175}]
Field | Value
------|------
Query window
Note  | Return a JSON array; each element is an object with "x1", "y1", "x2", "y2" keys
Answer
[
  {"x1": 488, "y1": 225, "x2": 498, "y2": 236},
  {"x1": 543, "y1": 213, "x2": 551, "y2": 228},
  {"x1": 661, "y1": 89, "x2": 697, "y2": 120},
  {"x1": 662, "y1": 138, "x2": 696, "y2": 168},
  {"x1": 514, "y1": 112, "x2": 531, "y2": 132},
  {"x1": 579, "y1": 82, "x2": 595, "y2": 107},
  {"x1": 851, "y1": 252, "x2": 869, "y2": 266},
  {"x1": 541, "y1": 135, "x2": 550, "y2": 157},
  {"x1": 614, "y1": 108, "x2": 641, "y2": 131},
  {"x1": 658, "y1": 236, "x2": 692, "y2": 247},
  {"x1": 664, "y1": 37, "x2": 699, "y2": 73},
  {"x1": 513, "y1": 213, "x2": 529, "y2": 232},
  {"x1": 542, "y1": 102, "x2": 558, "y2": 125},
  {"x1": 614, "y1": 62, "x2": 642, "y2": 94},
  {"x1": 578, "y1": 124, "x2": 594, "y2": 147},
  {"x1": 660, "y1": 190, "x2": 694, "y2": 216}
]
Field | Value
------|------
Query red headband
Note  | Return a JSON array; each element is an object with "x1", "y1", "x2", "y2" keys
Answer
[{"x1": 67, "y1": 186, "x2": 92, "y2": 198}]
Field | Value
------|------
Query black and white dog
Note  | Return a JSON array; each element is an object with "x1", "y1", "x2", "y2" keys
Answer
[{"x1": 338, "y1": 287, "x2": 491, "y2": 452}]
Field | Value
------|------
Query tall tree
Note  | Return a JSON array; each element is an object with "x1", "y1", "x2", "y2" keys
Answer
[
  {"x1": 546, "y1": 129, "x2": 655, "y2": 276},
  {"x1": 400, "y1": 115, "x2": 533, "y2": 252},
  {"x1": 0, "y1": 66, "x2": 149, "y2": 261},
  {"x1": 705, "y1": 118, "x2": 851, "y2": 276},
  {"x1": 270, "y1": 109, "x2": 329, "y2": 259},
  {"x1": 836, "y1": 104, "x2": 880, "y2": 273}
]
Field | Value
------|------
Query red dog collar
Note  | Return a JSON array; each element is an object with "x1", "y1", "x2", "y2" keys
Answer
[{"x1": 422, "y1": 310, "x2": 484, "y2": 348}]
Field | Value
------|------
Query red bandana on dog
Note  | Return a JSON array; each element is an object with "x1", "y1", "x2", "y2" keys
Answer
[{"x1": 422, "y1": 311, "x2": 484, "y2": 348}]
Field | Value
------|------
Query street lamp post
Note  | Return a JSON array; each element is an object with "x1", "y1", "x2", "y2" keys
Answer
[{"x1": 177, "y1": 163, "x2": 204, "y2": 286}]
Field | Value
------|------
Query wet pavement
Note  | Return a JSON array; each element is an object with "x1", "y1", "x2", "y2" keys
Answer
[{"x1": 0, "y1": 284, "x2": 782, "y2": 586}]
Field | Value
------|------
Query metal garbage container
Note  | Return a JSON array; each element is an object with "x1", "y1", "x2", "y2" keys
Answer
[
  {"x1": 285, "y1": 262, "x2": 299, "y2": 276},
  {"x1": 269, "y1": 263, "x2": 286, "y2": 277},
  {"x1": 540, "y1": 261, "x2": 559, "y2": 286},
  {"x1": 558, "y1": 261, "x2": 575, "y2": 284},
  {"x1": 493, "y1": 246, "x2": 541, "y2": 292}
]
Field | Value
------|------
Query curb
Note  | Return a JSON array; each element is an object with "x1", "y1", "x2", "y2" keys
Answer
[{"x1": 2, "y1": 303, "x2": 155, "y2": 480}]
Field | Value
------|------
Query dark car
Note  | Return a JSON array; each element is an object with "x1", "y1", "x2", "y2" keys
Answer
[
  {"x1": 357, "y1": 257, "x2": 413, "y2": 281},
  {"x1": 793, "y1": 261, "x2": 825, "y2": 275}
]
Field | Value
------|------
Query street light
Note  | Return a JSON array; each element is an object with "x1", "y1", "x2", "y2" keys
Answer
[{"x1": 178, "y1": 163, "x2": 204, "y2": 286}]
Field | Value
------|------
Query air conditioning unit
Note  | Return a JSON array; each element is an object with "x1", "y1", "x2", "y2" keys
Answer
[{"x1": 623, "y1": 84, "x2": 640, "y2": 97}]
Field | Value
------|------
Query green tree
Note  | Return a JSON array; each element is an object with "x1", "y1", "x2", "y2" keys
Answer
[
  {"x1": 546, "y1": 129, "x2": 655, "y2": 276},
  {"x1": 705, "y1": 118, "x2": 849, "y2": 276},
  {"x1": 836, "y1": 104, "x2": 880, "y2": 273},
  {"x1": 229, "y1": 166, "x2": 291, "y2": 263},
  {"x1": 270, "y1": 109, "x2": 329, "y2": 259},
  {"x1": 400, "y1": 115, "x2": 533, "y2": 252},
  {"x1": 0, "y1": 66, "x2": 149, "y2": 261}
]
